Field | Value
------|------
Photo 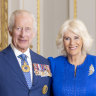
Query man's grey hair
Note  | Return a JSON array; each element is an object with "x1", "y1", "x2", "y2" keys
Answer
[{"x1": 8, "y1": 10, "x2": 37, "y2": 33}]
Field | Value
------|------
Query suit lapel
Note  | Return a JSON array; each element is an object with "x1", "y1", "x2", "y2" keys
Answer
[
  {"x1": 3, "y1": 45, "x2": 28, "y2": 88},
  {"x1": 30, "y1": 50, "x2": 39, "y2": 88}
]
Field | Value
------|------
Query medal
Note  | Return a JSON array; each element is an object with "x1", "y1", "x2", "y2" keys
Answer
[
  {"x1": 33, "y1": 63, "x2": 52, "y2": 77},
  {"x1": 22, "y1": 61, "x2": 30, "y2": 72},
  {"x1": 42, "y1": 85, "x2": 48, "y2": 94}
]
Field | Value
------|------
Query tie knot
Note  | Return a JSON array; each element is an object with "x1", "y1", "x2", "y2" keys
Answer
[{"x1": 18, "y1": 54, "x2": 27, "y2": 61}]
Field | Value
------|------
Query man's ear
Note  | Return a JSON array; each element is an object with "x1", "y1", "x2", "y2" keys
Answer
[
  {"x1": 32, "y1": 32, "x2": 36, "y2": 39},
  {"x1": 8, "y1": 28, "x2": 12, "y2": 37}
]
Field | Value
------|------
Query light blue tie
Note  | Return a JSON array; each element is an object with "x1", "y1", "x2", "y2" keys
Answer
[{"x1": 18, "y1": 54, "x2": 32, "y2": 89}]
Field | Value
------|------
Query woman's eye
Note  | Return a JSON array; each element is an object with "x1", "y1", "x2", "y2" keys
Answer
[
  {"x1": 74, "y1": 36, "x2": 79, "y2": 39},
  {"x1": 64, "y1": 37, "x2": 70, "y2": 40}
]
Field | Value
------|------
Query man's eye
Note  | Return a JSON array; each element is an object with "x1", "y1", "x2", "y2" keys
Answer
[
  {"x1": 16, "y1": 27, "x2": 21, "y2": 31},
  {"x1": 25, "y1": 27, "x2": 31, "y2": 31}
]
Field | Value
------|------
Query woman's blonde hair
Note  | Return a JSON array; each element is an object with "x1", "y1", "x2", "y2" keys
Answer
[{"x1": 56, "y1": 19, "x2": 93, "y2": 56}]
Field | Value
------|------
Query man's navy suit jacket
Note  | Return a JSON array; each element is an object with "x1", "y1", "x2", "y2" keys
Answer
[{"x1": 0, "y1": 45, "x2": 51, "y2": 96}]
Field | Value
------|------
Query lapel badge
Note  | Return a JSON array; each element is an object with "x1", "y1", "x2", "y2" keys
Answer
[
  {"x1": 88, "y1": 64, "x2": 95, "y2": 76},
  {"x1": 42, "y1": 85, "x2": 48, "y2": 94}
]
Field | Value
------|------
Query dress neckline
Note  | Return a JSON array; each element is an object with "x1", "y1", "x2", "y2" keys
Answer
[{"x1": 65, "y1": 54, "x2": 88, "y2": 68}]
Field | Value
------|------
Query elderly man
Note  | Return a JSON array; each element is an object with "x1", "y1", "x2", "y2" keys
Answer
[{"x1": 0, "y1": 10, "x2": 52, "y2": 96}]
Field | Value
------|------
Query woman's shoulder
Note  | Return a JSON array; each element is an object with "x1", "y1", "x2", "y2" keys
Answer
[
  {"x1": 48, "y1": 55, "x2": 66, "y2": 75},
  {"x1": 86, "y1": 54, "x2": 96, "y2": 66},
  {"x1": 87, "y1": 54, "x2": 96, "y2": 59},
  {"x1": 48, "y1": 55, "x2": 66, "y2": 62}
]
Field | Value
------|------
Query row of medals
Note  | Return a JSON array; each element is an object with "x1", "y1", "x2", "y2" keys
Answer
[{"x1": 22, "y1": 61, "x2": 48, "y2": 95}]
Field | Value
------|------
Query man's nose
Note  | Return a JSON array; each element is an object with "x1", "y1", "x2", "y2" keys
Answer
[{"x1": 20, "y1": 28, "x2": 26, "y2": 37}]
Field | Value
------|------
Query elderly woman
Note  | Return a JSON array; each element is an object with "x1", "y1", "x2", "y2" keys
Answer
[{"x1": 48, "y1": 19, "x2": 96, "y2": 96}]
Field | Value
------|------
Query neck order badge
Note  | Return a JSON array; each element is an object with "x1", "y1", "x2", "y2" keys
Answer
[
  {"x1": 18, "y1": 54, "x2": 30, "y2": 72},
  {"x1": 22, "y1": 61, "x2": 30, "y2": 72}
]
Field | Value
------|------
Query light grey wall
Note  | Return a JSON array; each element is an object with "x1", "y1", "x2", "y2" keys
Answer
[
  {"x1": 8, "y1": 0, "x2": 37, "y2": 53},
  {"x1": 8, "y1": 0, "x2": 20, "y2": 44},
  {"x1": 8, "y1": 0, "x2": 69, "y2": 57},
  {"x1": 8, "y1": 0, "x2": 96, "y2": 57},
  {"x1": 69, "y1": 0, "x2": 96, "y2": 55},
  {"x1": 41, "y1": 0, "x2": 69, "y2": 57},
  {"x1": 78, "y1": 0, "x2": 96, "y2": 55}
]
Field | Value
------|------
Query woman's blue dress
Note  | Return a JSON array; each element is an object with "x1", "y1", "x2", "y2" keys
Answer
[{"x1": 48, "y1": 54, "x2": 96, "y2": 96}]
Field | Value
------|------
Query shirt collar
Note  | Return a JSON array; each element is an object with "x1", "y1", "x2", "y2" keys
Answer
[{"x1": 11, "y1": 43, "x2": 30, "y2": 58}]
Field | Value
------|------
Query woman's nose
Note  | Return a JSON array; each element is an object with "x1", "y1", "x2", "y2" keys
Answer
[{"x1": 70, "y1": 39, "x2": 75, "y2": 45}]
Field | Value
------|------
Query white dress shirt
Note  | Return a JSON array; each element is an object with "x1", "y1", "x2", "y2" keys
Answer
[{"x1": 11, "y1": 44, "x2": 33, "y2": 83}]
